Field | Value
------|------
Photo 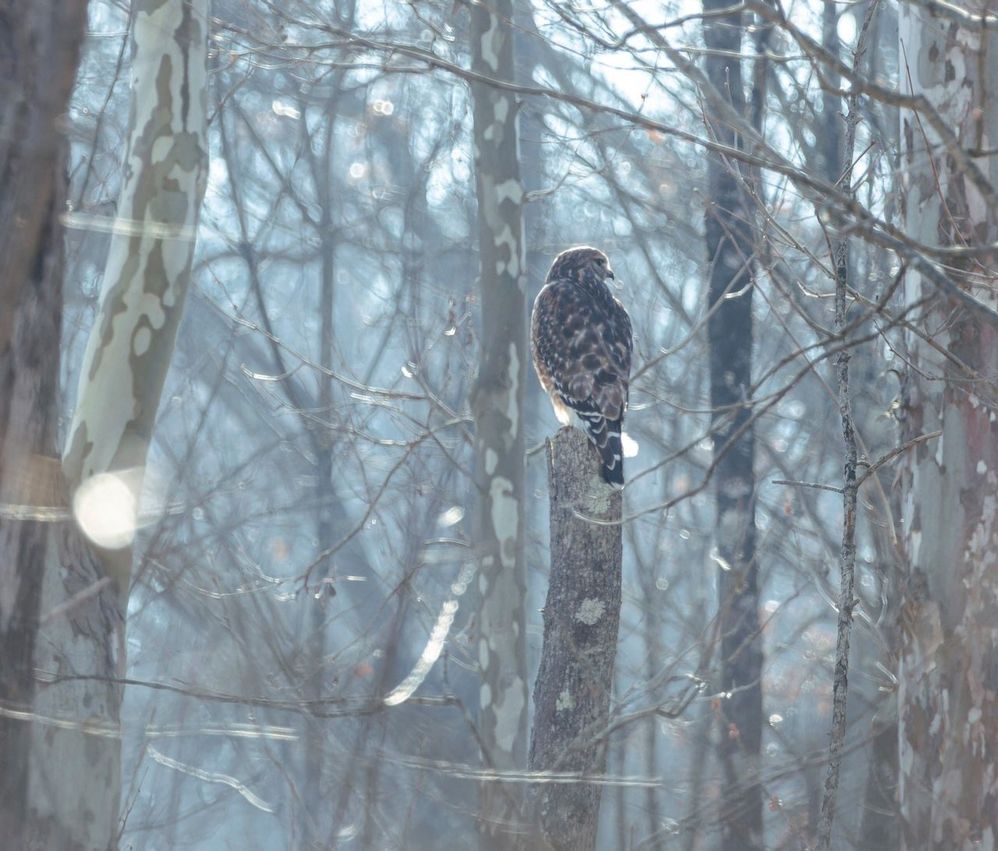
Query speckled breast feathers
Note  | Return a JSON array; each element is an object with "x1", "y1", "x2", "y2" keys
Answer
[{"x1": 531, "y1": 247, "x2": 633, "y2": 484}]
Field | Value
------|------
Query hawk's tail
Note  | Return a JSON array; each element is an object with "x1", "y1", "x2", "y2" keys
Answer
[{"x1": 580, "y1": 412, "x2": 624, "y2": 486}]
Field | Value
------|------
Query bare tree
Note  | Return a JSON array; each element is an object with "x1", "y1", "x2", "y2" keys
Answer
[
  {"x1": 0, "y1": 2, "x2": 88, "y2": 844},
  {"x1": 62, "y1": 0, "x2": 209, "y2": 599},
  {"x1": 702, "y1": 2, "x2": 764, "y2": 847},
  {"x1": 469, "y1": 0, "x2": 530, "y2": 843},
  {"x1": 18, "y1": 1, "x2": 208, "y2": 844}
]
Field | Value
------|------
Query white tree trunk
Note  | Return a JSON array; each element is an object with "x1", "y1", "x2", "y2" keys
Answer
[
  {"x1": 62, "y1": 0, "x2": 209, "y2": 597},
  {"x1": 469, "y1": 0, "x2": 529, "y2": 843},
  {"x1": 898, "y1": 6, "x2": 998, "y2": 848},
  {"x1": 27, "y1": 3, "x2": 209, "y2": 847}
]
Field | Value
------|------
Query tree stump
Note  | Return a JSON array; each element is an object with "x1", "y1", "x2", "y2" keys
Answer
[{"x1": 527, "y1": 427, "x2": 623, "y2": 851}]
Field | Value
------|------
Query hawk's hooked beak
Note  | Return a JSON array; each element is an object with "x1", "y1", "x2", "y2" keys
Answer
[{"x1": 606, "y1": 269, "x2": 615, "y2": 280}]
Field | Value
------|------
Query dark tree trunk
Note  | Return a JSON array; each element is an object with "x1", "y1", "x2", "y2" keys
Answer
[
  {"x1": 0, "y1": 146, "x2": 119, "y2": 851},
  {"x1": 0, "y1": 0, "x2": 88, "y2": 355},
  {"x1": 702, "y1": 2, "x2": 764, "y2": 848},
  {"x1": 527, "y1": 427, "x2": 622, "y2": 851},
  {"x1": 0, "y1": 4, "x2": 86, "y2": 839},
  {"x1": 0, "y1": 175, "x2": 66, "y2": 845},
  {"x1": 0, "y1": 161, "x2": 120, "y2": 851}
]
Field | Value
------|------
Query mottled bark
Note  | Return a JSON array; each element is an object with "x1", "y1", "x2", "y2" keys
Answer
[
  {"x1": 22, "y1": 3, "x2": 210, "y2": 846},
  {"x1": 0, "y1": 0, "x2": 88, "y2": 354},
  {"x1": 528, "y1": 427, "x2": 622, "y2": 851},
  {"x1": 63, "y1": 0, "x2": 209, "y2": 601},
  {"x1": 897, "y1": 6, "x2": 998, "y2": 848},
  {"x1": 702, "y1": 2, "x2": 764, "y2": 848},
  {"x1": 469, "y1": 0, "x2": 529, "y2": 844}
]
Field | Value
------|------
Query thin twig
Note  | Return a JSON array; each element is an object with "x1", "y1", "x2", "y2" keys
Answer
[
  {"x1": 816, "y1": 2, "x2": 880, "y2": 846},
  {"x1": 771, "y1": 479, "x2": 843, "y2": 495},
  {"x1": 855, "y1": 430, "x2": 942, "y2": 488},
  {"x1": 771, "y1": 429, "x2": 943, "y2": 495}
]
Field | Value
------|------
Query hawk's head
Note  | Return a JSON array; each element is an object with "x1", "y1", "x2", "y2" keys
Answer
[{"x1": 546, "y1": 246, "x2": 615, "y2": 285}]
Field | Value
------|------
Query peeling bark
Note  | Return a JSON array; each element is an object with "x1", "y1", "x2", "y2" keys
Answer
[
  {"x1": 527, "y1": 427, "x2": 622, "y2": 851},
  {"x1": 23, "y1": 3, "x2": 209, "y2": 846},
  {"x1": 63, "y1": 0, "x2": 209, "y2": 601},
  {"x1": 898, "y1": 5, "x2": 998, "y2": 848},
  {"x1": 702, "y1": 2, "x2": 764, "y2": 847},
  {"x1": 469, "y1": 0, "x2": 529, "y2": 844}
]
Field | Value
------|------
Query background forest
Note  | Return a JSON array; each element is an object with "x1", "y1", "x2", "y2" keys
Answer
[{"x1": 1, "y1": 0, "x2": 996, "y2": 849}]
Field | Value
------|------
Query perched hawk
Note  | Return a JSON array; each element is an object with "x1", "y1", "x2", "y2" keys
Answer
[{"x1": 531, "y1": 246, "x2": 633, "y2": 485}]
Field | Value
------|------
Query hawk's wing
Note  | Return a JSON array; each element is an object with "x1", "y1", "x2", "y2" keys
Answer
[{"x1": 531, "y1": 278, "x2": 632, "y2": 422}]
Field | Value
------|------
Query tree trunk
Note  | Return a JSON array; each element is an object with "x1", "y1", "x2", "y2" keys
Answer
[
  {"x1": 0, "y1": 157, "x2": 70, "y2": 848},
  {"x1": 469, "y1": 1, "x2": 530, "y2": 844},
  {"x1": 304, "y1": 82, "x2": 341, "y2": 848},
  {"x1": 23, "y1": 2, "x2": 209, "y2": 846},
  {"x1": 0, "y1": 0, "x2": 88, "y2": 355},
  {"x1": 702, "y1": 2, "x2": 764, "y2": 848},
  {"x1": 897, "y1": 5, "x2": 998, "y2": 847},
  {"x1": 63, "y1": 0, "x2": 210, "y2": 588},
  {"x1": 528, "y1": 427, "x2": 622, "y2": 851},
  {"x1": 0, "y1": 5, "x2": 95, "y2": 846}
]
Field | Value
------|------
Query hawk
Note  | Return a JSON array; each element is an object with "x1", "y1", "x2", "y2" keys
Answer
[{"x1": 531, "y1": 246, "x2": 633, "y2": 485}]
